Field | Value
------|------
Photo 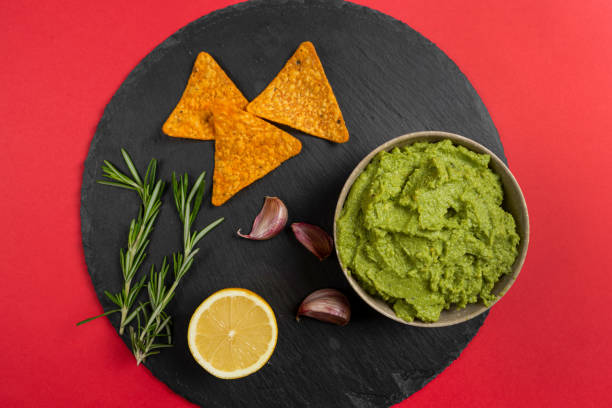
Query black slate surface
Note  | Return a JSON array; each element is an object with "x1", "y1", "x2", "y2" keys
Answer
[{"x1": 81, "y1": 1, "x2": 505, "y2": 407}]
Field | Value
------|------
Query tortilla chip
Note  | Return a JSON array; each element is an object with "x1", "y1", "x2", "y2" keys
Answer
[
  {"x1": 162, "y1": 52, "x2": 248, "y2": 140},
  {"x1": 247, "y1": 41, "x2": 349, "y2": 143},
  {"x1": 211, "y1": 105, "x2": 302, "y2": 206}
]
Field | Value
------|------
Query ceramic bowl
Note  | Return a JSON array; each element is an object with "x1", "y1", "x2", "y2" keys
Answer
[{"x1": 333, "y1": 131, "x2": 529, "y2": 327}]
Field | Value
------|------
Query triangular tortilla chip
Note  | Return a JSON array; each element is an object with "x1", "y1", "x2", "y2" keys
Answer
[
  {"x1": 162, "y1": 52, "x2": 248, "y2": 140},
  {"x1": 247, "y1": 41, "x2": 349, "y2": 143},
  {"x1": 211, "y1": 105, "x2": 302, "y2": 206}
]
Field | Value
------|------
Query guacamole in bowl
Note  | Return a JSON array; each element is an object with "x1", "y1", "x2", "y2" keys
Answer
[{"x1": 334, "y1": 132, "x2": 529, "y2": 326}]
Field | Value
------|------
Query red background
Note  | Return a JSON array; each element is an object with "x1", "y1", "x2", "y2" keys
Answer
[{"x1": 2, "y1": 0, "x2": 611, "y2": 406}]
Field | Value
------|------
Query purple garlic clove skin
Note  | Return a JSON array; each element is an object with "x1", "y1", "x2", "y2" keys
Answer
[
  {"x1": 237, "y1": 197, "x2": 288, "y2": 240},
  {"x1": 291, "y1": 222, "x2": 334, "y2": 260},
  {"x1": 297, "y1": 289, "x2": 351, "y2": 326}
]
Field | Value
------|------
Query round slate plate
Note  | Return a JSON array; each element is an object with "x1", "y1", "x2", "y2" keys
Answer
[{"x1": 81, "y1": 1, "x2": 506, "y2": 407}]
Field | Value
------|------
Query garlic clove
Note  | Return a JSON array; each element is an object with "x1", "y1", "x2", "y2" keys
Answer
[
  {"x1": 291, "y1": 222, "x2": 334, "y2": 260},
  {"x1": 237, "y1": 197, "x2": 288, "y2": 240},
  {"x1": 297, "y1": 289, "x2": 351, "y2": 326}
]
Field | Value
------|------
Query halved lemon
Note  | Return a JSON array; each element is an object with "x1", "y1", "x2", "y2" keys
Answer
[{"x1": 187, "y1": 288, "x2": 278, "y2": 379}]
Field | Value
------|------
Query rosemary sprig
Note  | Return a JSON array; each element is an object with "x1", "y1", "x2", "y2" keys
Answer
[
  {"x1": 77, "y1": 149, "x2": 164, "y2": 335},
  {"x1": 132, "y1": 171, "x2": 223, "y2": 365}
]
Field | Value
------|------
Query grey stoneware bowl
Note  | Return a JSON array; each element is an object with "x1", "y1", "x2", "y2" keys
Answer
[{"x1": 333, "y1": 131, "x2": 529, "y2": 327}]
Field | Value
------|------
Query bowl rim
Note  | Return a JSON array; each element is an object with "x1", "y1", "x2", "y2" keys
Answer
[{"x1": 333, "y1": 131, "x2": 530, "y2": 327}]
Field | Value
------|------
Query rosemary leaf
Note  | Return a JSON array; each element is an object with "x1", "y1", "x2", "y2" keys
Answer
[
  {"x1": 131, "y1": 170, "x2": 223, "y2": 365},
  {"x1": 78, "y1": 149, "x2": 164, "y2": 335},
  {"x1": 76, "y1": 308, "x2": 122, "y2": 326}
]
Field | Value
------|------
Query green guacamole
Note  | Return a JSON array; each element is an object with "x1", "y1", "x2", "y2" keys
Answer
[{"x1": 336, "y1": 140, "x2": 519, "y2": 322}]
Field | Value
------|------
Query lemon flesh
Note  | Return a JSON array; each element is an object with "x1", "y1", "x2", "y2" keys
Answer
[{"x1": 187, "y1": 288, "x2": 278, "y2": 379}]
